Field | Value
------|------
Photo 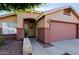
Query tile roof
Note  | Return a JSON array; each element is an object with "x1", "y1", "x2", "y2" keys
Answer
[{"x1": 36, "y1": 5, "x2": 79, "y2": 21}]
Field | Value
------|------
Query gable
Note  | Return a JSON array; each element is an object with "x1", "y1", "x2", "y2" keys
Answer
[{"x1": 45, "y1": 9, "x2": 79, "y2": 24}]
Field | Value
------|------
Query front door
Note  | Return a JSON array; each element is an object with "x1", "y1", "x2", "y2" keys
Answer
[
  {"x1": 24, "y1": 23, "x2": 35, "y2": 37},
  {"x1": 28, "y1": 23, "x2": 35, "y2": 37}
]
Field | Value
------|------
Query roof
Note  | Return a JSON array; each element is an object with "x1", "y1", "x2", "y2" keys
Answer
[
  {"x1": 0, "y1": 13, "x2": 16, "y2": 18},
  {"x1": 31, "y1": 10, "x2": 43, "y2": 14},
  {"x1": 0, "y1": 5, "x2": 79, "y2": 20},
  {"x1": 36, "y1": 5, "x2": 79, "y2": 21},
  {"x1": 0, "y1": 10, "x2": 42, "y2": 19}
]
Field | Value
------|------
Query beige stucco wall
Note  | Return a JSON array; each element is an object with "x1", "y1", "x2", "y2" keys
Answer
[
  {"x1": 0, "y1": 15, "x2": 17, "y2": 28},
  {"x1": 0, "y1": 15, "x2": 17, "y2": 22},
  {"x1": 17, "y1": 12, "x2": 40, "y2": 28},
  {"x1": 36, "y1": 17, "x2": 45, "y2": 37},
  {"x1": 37, "y1": 17, "x2": 45, "y2": 28},
  {"x1": 36, "y1": 9, "x2": 79, "y2": 37},
  {"x1": 45, "y1": 10, "x2": 79, "y2": 28}
]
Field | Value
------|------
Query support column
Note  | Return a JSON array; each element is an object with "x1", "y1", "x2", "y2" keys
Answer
[
  {"x1": 38, "y1": 28, "x2": 45, "y2": 42},
  {"x1": 17, "y1": 28, "x2": 24, "y2": 40},
  {"x1": 38, "y1": 28, "x2": 51, "y2": 43},
  {"x1": 45, "y1": 28, "x2": 51, "y2": 43}
]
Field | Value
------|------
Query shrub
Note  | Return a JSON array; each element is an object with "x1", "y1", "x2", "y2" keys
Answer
[{"x1": 0, "y1": 36, "x2": 5, "y2": 46}]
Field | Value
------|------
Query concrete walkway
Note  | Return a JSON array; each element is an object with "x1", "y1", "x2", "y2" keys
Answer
[
  {"x1": 30, "y1": 38, "x2": 49, "y2": 55},
  {"x1": 30, "y1": 38, "x2": 65, "y2": 55}
]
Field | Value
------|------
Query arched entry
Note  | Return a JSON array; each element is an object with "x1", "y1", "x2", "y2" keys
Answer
[{"x1": 24, "y1": 18, "x2": 36, "y2": 37}]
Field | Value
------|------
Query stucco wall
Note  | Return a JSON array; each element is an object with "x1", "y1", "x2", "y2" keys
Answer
[
  {"x1": 0, "y1": 15, "x2": 17, "y2": 22},
  {"x1": 16, "y1": 12, "x2": 40, "y2": 40},
  {"x1": 40, "y1": 9, "x2": 79, "y2": 43},
  {"x1": 0, "y1": 15, "x2": 17, "y2": 28},
  {"x1": 0, "y1": 15, "x2": 17, "y2": 40},
  {"x1": 45, "y1": 10, "x2": 79, "y2": 28},
  {"x1": 36, "y1": 17, "x2": 45, "y2": 37},
  {"x1": 37, "y1": 17, "x2": 45, "y2": 28},
  {"x1": 17, "y1": 12, "x2": 40, "y2": 28}
]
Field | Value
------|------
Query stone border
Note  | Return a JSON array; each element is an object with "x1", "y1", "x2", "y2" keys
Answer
[{"x1": 23, "y1": 38, "x2": 32, "y2": 55}]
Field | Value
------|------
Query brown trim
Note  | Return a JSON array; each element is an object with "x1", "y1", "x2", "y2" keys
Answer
[{"x1": 50, "y1": 19, "x2": 78, "y2": 24}]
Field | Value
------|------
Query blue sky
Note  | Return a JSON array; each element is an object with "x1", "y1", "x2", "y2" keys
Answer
[
  {"x1": 35, "y1": 3, "x2": 79, "y2": 12},
  {"x1": 0, "y1": 3, "x2": 79, "y2": 16}
]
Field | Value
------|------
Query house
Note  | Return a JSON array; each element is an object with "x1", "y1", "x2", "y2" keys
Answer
[{"x1": 0, "y1": 6, "x2": 79, "y2": 43}]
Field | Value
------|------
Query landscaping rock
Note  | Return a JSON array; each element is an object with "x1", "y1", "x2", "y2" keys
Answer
[{"x1": 0, "y1": 40, "x2": 23, "y2": 55}]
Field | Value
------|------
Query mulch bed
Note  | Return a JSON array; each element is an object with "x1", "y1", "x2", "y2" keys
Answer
[
  {"x1": 37, "y1": 40, "x2": 54, "y2": 48},
  {"x1": 0, "y1": 40, "x2": 23, "y2": 55}
]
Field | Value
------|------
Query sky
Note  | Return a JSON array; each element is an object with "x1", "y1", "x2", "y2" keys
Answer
[
  {"x1": 35, "y1": 3, "x2": 79, "y2": 12},
  {"x1": 0, "y1": 3, "x2": 79, "y2": 15}
]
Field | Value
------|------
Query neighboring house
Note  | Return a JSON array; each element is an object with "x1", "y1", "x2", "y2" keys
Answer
[{"x1": 0, "y1": 6, "x2": 79, "y2": 43}]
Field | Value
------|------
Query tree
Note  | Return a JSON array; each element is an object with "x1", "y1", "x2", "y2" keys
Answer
[{"x1": 0, "y1": 3, "x2": 43, "y2": 12}]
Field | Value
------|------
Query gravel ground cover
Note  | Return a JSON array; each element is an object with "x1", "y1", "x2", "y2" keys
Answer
[{"x1": 0, "y1": 40, "x2": 23, "y2": 55}]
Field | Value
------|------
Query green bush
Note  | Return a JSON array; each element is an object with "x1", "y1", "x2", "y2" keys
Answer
[{"x1": 0, "y1": 36, "x2": 5, "y2": 46}]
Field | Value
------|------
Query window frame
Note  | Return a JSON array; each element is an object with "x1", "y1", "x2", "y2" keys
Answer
[{"x1": 2, "y1": 22, "x2": 17, "y2": 34}]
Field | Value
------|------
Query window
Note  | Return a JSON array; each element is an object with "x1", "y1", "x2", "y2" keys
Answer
[
  {"x1": 2, "y1": 23, "x2": 8, "y2": 34},
  {"x1": 63, "y1": 8, "x2": 71, "y2": 16},
  {"x1": 2, "y1": 22, "x2": 17, "y2": 34}
]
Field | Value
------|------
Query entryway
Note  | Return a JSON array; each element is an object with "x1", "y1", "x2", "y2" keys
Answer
[{"x1": 24, "y1": 19, "x2": 36, "y2": 38}]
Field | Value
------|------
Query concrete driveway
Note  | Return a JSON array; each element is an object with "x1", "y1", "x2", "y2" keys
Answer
[
  {"x1": 30, "y1": 38, "x2": 79, "y2": 55},
  {"x1": 51, "y1": 39, "x2": 79, "y2": 55}
]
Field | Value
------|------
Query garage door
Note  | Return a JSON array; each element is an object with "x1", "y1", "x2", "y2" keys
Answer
[{"x1": 50, "y1": 22, "x2": 76, "y2": 42}]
